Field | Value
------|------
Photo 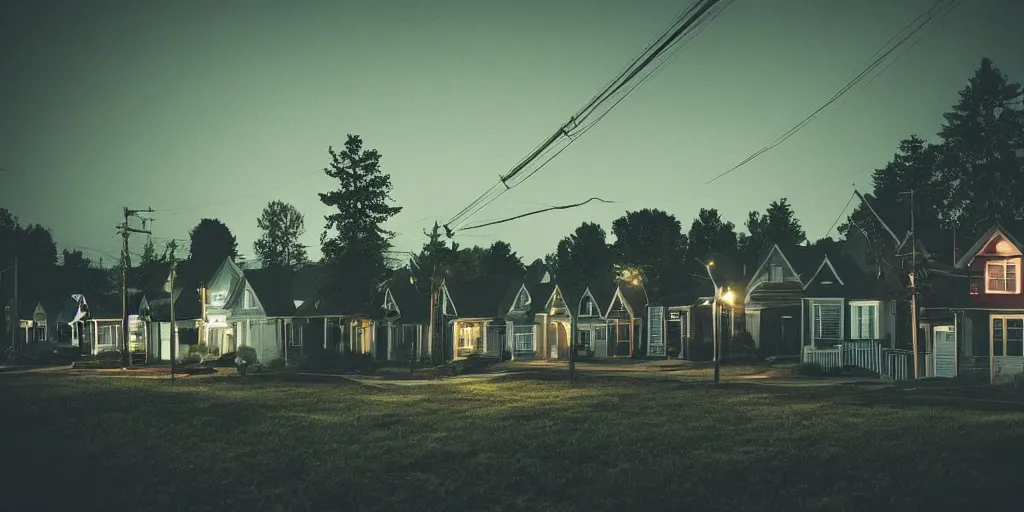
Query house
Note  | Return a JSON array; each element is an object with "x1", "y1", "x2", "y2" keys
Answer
[
  {"x1": 800, "y1": 249, "x2": 894, "y2": 363},
  {"x1": 647, "y1": 275, "x2": 717, "y2": 360},
  {"x1": 605, "y1": 283, "x2": 647, "y2": 357},
  {"x1": 572, "y1": 282, "x2": 615, "y2": 358},
  {"x1": 522, "y1": 279, "x2": 558, "y2": 360},
  {"x1": 294, "y1": 283, "x2": 378, "y2": 360},
  {"x1": 918, "y1": 222, "x2": 1024, "y2": 384},
  {"x1": 438, "y1": 275, "x2": 523, "y2": 361},
  {"x1": 145, "y1": 260, "x2": 211, "y2": 361},
  {"x1": 744, "y1": 244, "x2": 826, "y2": 357},
  {"x1": 381, "y1": 277, "x2": 431, "y2": 362}
]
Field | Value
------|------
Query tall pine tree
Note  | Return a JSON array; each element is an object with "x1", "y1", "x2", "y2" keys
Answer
[{"x1": 319, "y1": 135, "x2": 402, "y2": 310}]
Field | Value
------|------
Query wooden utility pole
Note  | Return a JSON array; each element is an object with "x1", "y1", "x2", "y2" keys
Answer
[
  {"x1": 427, "y1": 276, "x2": 438, "y2": 365},
  {"x1": 11, "y1": 256, "x2": 18, "y2": 358},
  {"x1": 908, "y1": 190, "x2": 919, "y2": 379},
  {"x1": 169, "y1": 258, "x2": 177, "y2": 382},
  {"x1": 118, "y1": 207, "x2": 153, "y2": 367}
]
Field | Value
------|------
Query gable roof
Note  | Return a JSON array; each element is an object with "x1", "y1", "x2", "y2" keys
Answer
[
  {"x1": 606, "y1": 284, "x2": 647, "y2": 318},
  {"x1": 954, "y1": 222, "x2": 1024, "y2": 269},
  {"x1": 242, "y1": 268, "x2": 297, "y2": 317},
  {"x1": 521, "y1": 280, "x2": 555, "y2": 316},
  {"x1": 802, "y1": 251, "x2": 886, "y2": 300},
  {"x1": 385, "y1": 278, "x2": 430, "y2": 324},
  {"x1": 443, "y1": 275, "x2": 522, "y2": 319}
]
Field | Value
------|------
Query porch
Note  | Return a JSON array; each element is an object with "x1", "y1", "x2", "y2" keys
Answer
[{"x1": 451, "y1": 319, "x2": 505, "y2": 360}]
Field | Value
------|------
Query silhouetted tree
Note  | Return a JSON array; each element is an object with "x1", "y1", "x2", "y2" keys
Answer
[
  {"x1": 162, "y1": 240, "x2": 179, "y2": 262},
  {"x1": 140, "y1": 238, "x2": 159, "y2": 265},
  {"x1": 612, "y1": 209, "x2": 687, "y2": 300},
  {"x1": 483, "y1": 241, "x2": 524, "y2": 277},
  {"x1": 319, "y1": 135, "x2": 402, "y2": 310},
  {"x1": 524, "y1": 258, "x2": 549, "y2": 282},
  {"x1": 410, "y1": 223, "x2": 459, "y2": 283},
  {"x1": 188, "y1": 218, "x2": 239, "y2": 278},
  {"x1": 61, "y1": 249, "x2": 91, "y2": 269},
  {"x1": 739, "y1": 198, "x2": 806, "y2": 270},
  {"x1": 550, "y1": 222, "x2": 613, "y2": 290},
  {"x1": 687, "y1": 208, "x2": 741, "y2": 280},
  {"x1": 254, "y1": 200, "x2": 309, "y2": 270}
]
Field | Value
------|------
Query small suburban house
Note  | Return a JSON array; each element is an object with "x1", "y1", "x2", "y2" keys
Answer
[
  {"x1": 573, "y1": 282, "x2": 615, "y2": 358},
  {"x1": 744, "y1": 244, "x2": 827, "y2": 357},
  {"x1": 438, "y1": 275, "x2": 524, "y2": 361},
  {"x1": 381, "y1": 277, "x2": 431, "y2": 362},
  {"x1": 800, "y1": 250, "x2": 893, "y2": 364},
  {"x1": 919, "y1": 222, "x2": 1024, "y2": 384},
  {"x1": 605, "y1": 283, "x2": 647, "y2": 357},
  {"x1": 294, "y1": 285, "x2": 378, "y2": 360},
  {"x1": 647, "y1": 276, "x2": 716, "y2": 360}
]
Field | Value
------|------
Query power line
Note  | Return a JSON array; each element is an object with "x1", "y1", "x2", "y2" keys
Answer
[
  {"x1": 459, "y1": 197, "x2": 616, "y2": 232},
  {"x1": 151, "y1": 168, "x2": 322, "y2": 215},
  {"x1": 824, "y1": 190, "x2": 857, "y2": 239},
  {"x1": 703, "y1": 0, "x2": 963, "y2": 186},
  {"x1": 443, "y1": 0, "x2": 730, "y2": 235}
]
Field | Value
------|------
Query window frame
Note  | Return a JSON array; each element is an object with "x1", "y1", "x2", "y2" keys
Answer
[
  {"x1": 985, "y1": 258, "x2": 1020, "y2": 295},
  {"x1": 990, "y1": 315, "x2": 1024, "y2": 357},
  {"x1": 513, "y1": 325, "x2": 535, "y2": 352},
  {"x1": 812, "y1": 302, "x2": 843, "y2": 341},
  {"x1": 769, "y1": 264, "x2": 784, "y2": 283},
  {"x1": 848, "y1": 301, "x2": 879, "y2": 340}
]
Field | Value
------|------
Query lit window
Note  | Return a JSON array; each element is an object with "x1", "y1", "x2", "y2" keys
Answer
[
  {"x1": 986, "y1": 260, "x2": 1018, "y2": 294},
  {"x1": 513, "y1": 325, "x2": 535, "y2": 352},
  {"x1": 850, "y1": 303, "x2": 877, "y2": 340}
]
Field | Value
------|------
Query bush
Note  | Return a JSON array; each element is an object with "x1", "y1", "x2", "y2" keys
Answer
[
  {"x1": 726, "y1": 331, "x2": 758, "y2": 363},
  {"x1": 188, "y1": 344, "x2": 210, "y2": 356},
  {"x1": 96, "y1": 349, "x2": 122, "y2": 365},
  {"x1": 236, "y1": 346, "x2": 258, "y2": 365},
  {"x1": 266, "y1": 357, "x2": 286, "y2": 370},
  {"x1": 687, "y1": 340, "x2": 713, "y2": 361}
]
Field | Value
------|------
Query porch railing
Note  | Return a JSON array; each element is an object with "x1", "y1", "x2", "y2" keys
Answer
[{"x1": 803, "y1": 342, "x2": 914, "y2": 381}]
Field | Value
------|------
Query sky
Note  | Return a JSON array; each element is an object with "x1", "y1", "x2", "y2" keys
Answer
[{"x1": 2, "y1": 0, "x2": 1022, "y2": 268}]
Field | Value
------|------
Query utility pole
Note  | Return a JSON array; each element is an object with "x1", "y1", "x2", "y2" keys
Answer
[
  {"x1": 909, "y1": 190, "x2": 919, "y2": 379},
  {"x1": 427, "y1": 275, "x2": 438, "y2": 366},
  {"x1": 169, "y1": 258, "x2": 177, "y2": 382},
  {"x1": 9, "y1": 256, "x2": 17, "y2": 359},
  {"x1": 118, "y1": 206, "x2": 153, "y2": 368}
]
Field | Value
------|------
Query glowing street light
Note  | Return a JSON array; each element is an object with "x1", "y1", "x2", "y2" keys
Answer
[{"x1": 696, "y1": 258, "x2": 726, "y2": 385}]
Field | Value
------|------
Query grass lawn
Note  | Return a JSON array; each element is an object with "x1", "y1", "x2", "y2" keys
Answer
[{"x1": 1, "y1": 373, "x2": 1022, "y2": 511}]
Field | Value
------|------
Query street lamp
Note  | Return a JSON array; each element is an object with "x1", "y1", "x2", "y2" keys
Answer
[
  {"x1": 696, "y1": 258, "x2": 733, "y2": 385},
  {"x1": 617, "y1": 265, "x2": 650, "y2": 359}
]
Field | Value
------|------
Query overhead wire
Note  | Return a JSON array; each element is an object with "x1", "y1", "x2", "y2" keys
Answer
[
  {"x1": 824, "y1": 191, "x2": 857, "y2": 239},
  {"x1": 703, "y1": 0, "x2": 962, "y2": 186},
  {"x1": 443, "y1": 0, "x2": 730, "y2": 235},
  {"x1": 458, "y1": 197, "x2": 617, "y2": 232}
]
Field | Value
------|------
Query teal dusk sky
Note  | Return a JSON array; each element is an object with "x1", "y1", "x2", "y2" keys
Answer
[{"x1": 2, "y1": 0, "x2": 1022, "y2": 265}]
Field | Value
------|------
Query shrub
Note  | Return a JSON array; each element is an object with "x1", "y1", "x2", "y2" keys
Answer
[
  {"x1": 188, "y1": 343, "x2": 210, "y2": 356},
  {"x1": 726, "y1": 331, "x2": 758, "y2": 363},
  {"x1": 687, "y1": 340, "x2": 714, "y2": 361},
  {"x1": 96, "y1": 349, "x2": 122, "y2": 365},
  {"x1": 266, "y1": 357, "x2": 286, "y2": 370},
  {"x1": 236, "y1": 345, "x2": 258, "y2": 365}
]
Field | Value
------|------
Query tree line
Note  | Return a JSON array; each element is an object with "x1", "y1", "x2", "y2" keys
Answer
[{"x1": 2, "y1": 58, "x2": 1020, "y2": 313}]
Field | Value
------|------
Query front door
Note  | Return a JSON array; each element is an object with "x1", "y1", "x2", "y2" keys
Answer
[
  {"x1": 933, "y1": 326, "x2": 956, "y2": 378},
  {"x1": 781, "y1": 316, "x2": 798, "y2": 356}
]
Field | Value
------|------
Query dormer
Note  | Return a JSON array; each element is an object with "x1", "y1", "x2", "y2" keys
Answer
[
  {"x1": 510, "y1": 285, "x2": 531, "y2": 312},
  {"x1": 959, "y1": 227, "x2": 1024, "y2": 296},
  {"x1": 545, "y1": 287, "x2": 569, "y2": 316},
  {"x1": 578, "y1": 290, "x2": 599, "y2": 318}
]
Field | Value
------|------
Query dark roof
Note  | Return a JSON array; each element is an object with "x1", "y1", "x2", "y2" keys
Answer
[
  {"x1": 243, "y1": 268, "x2": 297, "y2": 317},
  {"x1": 583, "y1": 280, "x2": 617, "y2": 311},
  {"x1": 613, "y1": 283, "x2": 648, "y2": 317},
  {"x1": 291, "y1": 265, "x2": 326, "y2": 302},
  {"x1": 386, "y1": 278, "x2": 430, "y2": 324},
  {"x1": 294, "y1": 286, "x2": 372, "y2": 317},
  {"x1": 444, "y1": 275, "x2": 522, "y2": 319},
  {"x1": 523, "y1": 280, "x2": 555, "y2": 316},
  {"x1": 802, "y1": 250, "x2": 886, "y2": 300},
  {"x1": 658, "y1": 274, "x2": 716, "y2": 307},
  {"x1": 918, "y1": 270, "x2": 974, "y2": 310},
  {"x1": 779, "y1": 244, "x2": 827, "y2": 280}
]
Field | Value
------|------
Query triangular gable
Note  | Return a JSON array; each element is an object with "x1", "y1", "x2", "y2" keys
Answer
[
  {"x1": 578, "y1": 288, "x2": 601, "y2": 317},
  {"x1": 32, "y1": 303, "x2": 46, "y2": 323},
  {"x1": 507, "y1": 284, "x2": 532, "y2": 314},
  {"x1": 803, "y1": 256, "x2": 846, "y2": 290},
  {"x1": 238, "y1": 282, "x2": 264, "y2": 313},
  {"x1": 545, "y1": 285, "x2": 570, "y2": 312},
  {"x1": 383, "y1": 288, "x2": 400, "y2": 316},
  {"x1": 956, "y1": 225, "x2": 1024, "y2": 269},
  {"x1": 605, "y1": 287, "x2": 634, "y2": 318},
  {"x1": 205, "y1": 258, "x2": 246, "y2": 309},
  {"x1": 746, "y1": 244, "x2": 802, "y2": 289}
]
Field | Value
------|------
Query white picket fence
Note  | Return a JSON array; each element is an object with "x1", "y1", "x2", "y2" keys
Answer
[{"x1": 803, "y1": 342, "x2": 914, "y2": 381}]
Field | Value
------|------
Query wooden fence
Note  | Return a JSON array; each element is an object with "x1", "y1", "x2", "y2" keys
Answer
[{"x1": 803, "y1": 342, "x2": 914, "y2": 381}]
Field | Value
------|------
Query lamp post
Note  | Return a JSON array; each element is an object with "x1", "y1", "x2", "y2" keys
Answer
[
  {"x1": 697, "y1": 259, "x2": 734, "y2": 385},
  {"x1": 617, "y1": 266, "x2": 649, "y2": 359}
]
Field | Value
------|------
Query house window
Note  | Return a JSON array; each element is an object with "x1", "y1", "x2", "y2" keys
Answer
[
  {"x1": 244, "y1": 290, "x2": 256, "y2": 309},
  {"x1": 98, "y1": 324, "x2": 121, "y2": 347},
  {"x1": 985, "y1": 260, "x2": 1018, "y2": 294},
  {"x1": 209, "y1": 290, "x2": 228, "y2": 308},
  {"x1": 594, "y1": 326, "x2": 607, "y2": 341},
  {"x1": 991, "y1": 316, "x2": 1024, "y2": 357},
  {"x1": 513, "y1": 289, "x2": 531, "y2": 310},
  {"x1": 849, "y1": 303, "x2": 878, "y2": 340},
  {"x1": 458, "y1": 324, "x2": 482, "y2": 350},
  {"x1": 813, "y1": 303, "x2": 842, "y2": 340},
  {"x1": 769, "y1": 265, "x2": 784, "y2": 282},
  {"x1": 579, "y1": 295, "x2": 597, "y2": 317},
  {"x1": 513, "y1": 325, "x2": 535, "y2": 352}
]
